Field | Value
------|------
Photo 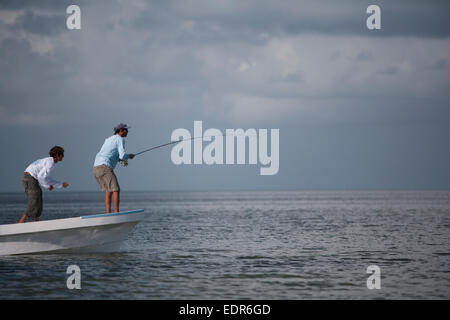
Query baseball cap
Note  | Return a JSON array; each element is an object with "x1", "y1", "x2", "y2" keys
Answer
[{"x1": 114, "y1": 123, "x2": 131, "y2": 131}]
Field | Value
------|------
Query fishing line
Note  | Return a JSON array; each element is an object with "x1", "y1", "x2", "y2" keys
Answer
[
  {"x1": 135, "y1": 135, "x2": 201, "y2": 156},
  {"x1": 134, "y1": 133, "x2": 257, "y2": 157}
]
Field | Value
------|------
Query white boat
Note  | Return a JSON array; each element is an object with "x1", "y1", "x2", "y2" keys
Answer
[{"x1": 0, "y1": 209, "x2": 145, "y2": 255}]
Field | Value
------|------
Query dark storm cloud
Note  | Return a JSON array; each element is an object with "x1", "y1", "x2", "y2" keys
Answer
[
  {"x1": 13, "y1": 9, "x2": 66, "y2": 36},
  {"x1": 0, "y1": 0, "x2": 84, "y2": 10},
  {"x1": 428, "y1": 58, "x2": 448, "y2": 70},
  {"x1": 127, "y1": 0, "x2": 450, "y2": 38},
  {"x1": 2, "y1": 0, "x2": 450, "y2": 45}
]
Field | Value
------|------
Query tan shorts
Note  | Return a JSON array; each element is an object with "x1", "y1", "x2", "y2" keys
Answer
[{"x1": 93, "y1": 165, "x2": 120, "y2": 192}]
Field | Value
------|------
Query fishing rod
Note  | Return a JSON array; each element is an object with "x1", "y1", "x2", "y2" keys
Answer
[{"x1": 120, "y1": 133, "x2": 258, "y2": 166}]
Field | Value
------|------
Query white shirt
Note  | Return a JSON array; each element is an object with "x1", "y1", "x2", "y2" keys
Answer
[{"x1": 25, "y1": 157, "x2": 63, "y2": 189}]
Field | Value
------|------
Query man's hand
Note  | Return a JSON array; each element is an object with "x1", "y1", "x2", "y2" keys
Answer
[
  {"x1": 129, "y1": 154, "x2": 135, "y2": 159},
  {"x1": 49, "y1": 185, "x2": 54, "y2": 191},
  {"x1": 63, "y1": 182, "x2": 69, "y2": 188}
]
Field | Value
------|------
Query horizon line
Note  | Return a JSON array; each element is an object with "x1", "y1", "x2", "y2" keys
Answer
[{"x1": 1, "y1": 188, "x2": 450, "y2": 194}]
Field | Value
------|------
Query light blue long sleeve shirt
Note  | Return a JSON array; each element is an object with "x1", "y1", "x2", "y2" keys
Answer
[{"x1": 94, "y1": 135, "x2": 130, "y2": 169}]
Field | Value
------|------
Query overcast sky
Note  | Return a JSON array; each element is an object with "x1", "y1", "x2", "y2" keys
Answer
[{"x1": 0, "y1": 0, "x2": 449, "y2": 192}]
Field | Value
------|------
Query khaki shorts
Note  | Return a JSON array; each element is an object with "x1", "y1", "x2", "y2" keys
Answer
[
  {"x1": 93, "y1": 165, "x2": 120, "y2": 192},
  {"x1": 22, "y1": 173, "x2": 43, "y2": 218}
]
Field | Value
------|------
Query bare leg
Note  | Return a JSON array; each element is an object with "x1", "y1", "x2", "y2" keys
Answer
[
  {"x1": 113, "y1": 191, "x2": 120, "y2": 213},
  {"x1": 18, "y1": 213, "x2": 27, "y2": 223},
  {"x1": 105, "y1": 192, "x2": 112, "y2": 213}
]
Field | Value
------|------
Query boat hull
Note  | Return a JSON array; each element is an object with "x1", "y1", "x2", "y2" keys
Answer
[{"x1": 0, "y1": 210, "x2": 145, "y2": 255}]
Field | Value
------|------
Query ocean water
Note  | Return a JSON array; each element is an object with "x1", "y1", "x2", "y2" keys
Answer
[{"x1": 0, "y1": 190, "x2": 449, "y2": 300}]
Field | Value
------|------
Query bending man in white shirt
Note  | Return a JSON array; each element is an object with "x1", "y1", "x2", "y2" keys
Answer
[{"x1": 19, "y1": 146, "x2": 69, "y2": 223}]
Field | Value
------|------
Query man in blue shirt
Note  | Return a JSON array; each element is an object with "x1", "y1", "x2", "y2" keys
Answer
[{"x1": 94, "y1": 123, "x2": 135, "y2": 213}]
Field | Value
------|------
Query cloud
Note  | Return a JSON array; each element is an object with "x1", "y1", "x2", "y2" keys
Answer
[
  {"x1": 193, "y1": 34, "x2": 450, "y2": 123},
  {"x1": 428, "y1": 58, "x2": 448, "y2": 70},
  {"x1": 127, "y1": 0, "x2": 450, "y2": 38},
  {"x1": 14, "y1": 9, "x2": 66, "y2": 36},
  {"x1": 0, "y1": 106, "x2": 58, "y2": 126},
  {"x1": 0, "y1": 0, "x2": 449, "y2": 129},
  {"x1": 0, "y1": 0, "x2": 449, "y2": 192}
]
